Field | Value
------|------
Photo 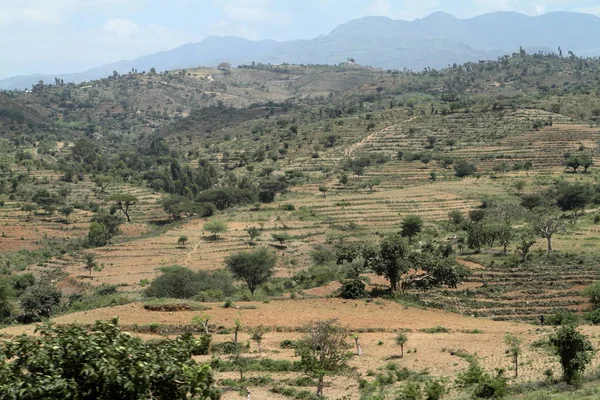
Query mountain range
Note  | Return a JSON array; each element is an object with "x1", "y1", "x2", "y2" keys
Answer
[{"x1": 3, "y1": 11, "x2": 600, "y2": 91}]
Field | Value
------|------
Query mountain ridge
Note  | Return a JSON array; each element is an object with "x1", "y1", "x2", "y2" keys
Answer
[{"x1": 3, "y1": 10, "x2": 600, "y2": 90}]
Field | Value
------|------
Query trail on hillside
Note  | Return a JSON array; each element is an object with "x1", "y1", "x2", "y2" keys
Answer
[{"x1": 184, "y1": 241, "x2": 202, "y2": 266}]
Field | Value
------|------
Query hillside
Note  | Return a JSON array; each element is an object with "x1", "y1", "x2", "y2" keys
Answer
[
  {"x1": 4, "y1": 53, "x2": 600, "y2": 398},
  {"x1": 4, "y1": 11, "x2": 600, "y2": 90}
]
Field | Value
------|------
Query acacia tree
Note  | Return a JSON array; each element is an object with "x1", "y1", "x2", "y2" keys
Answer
[
  {"x1": 246, "y1": 226, "x2": 262, "y2": 244},
  {"x1": 295, "y1": 320, "x2": 351, "y2": 397},
  {"x1": 534, "y1": 215, "x2": 565, "y2": 253},
  {"x1": 225, "y1": 247, "x2": 276, "y2": 294},
  {"x1": 108, "y1": 194, "x2": 138, "y2": 222},
  {"x1": 372, "y1": 234, "x2": 410, "y2": 292},
  {"x1": 204, "y1": 220, "x2": 228, "y2": 240}
]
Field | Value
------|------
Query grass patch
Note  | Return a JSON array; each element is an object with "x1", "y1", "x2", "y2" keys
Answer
[
  {"x1": 419, "y1": 325, "x2": 450, "y2": 334},
  {"x1": 142, "y1": 299, "x2": 211, "y2": 312}
]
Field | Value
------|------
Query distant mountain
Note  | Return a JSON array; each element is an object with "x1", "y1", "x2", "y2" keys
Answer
[{"x1": 3, "y1": 11, "x2": 600, "y2": 90}]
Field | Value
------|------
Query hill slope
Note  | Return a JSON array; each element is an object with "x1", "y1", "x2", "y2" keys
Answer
[{"x1": 3, "y1": 11, "x2": 600, "y2": 90}]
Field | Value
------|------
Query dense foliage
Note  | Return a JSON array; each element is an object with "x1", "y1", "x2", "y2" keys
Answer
[{"x1": 0, "y1": 320, "x2": 219, "y2": 400}]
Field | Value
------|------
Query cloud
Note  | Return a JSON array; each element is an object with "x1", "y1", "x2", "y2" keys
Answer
[
  {"x1": 103, "y1": 19, "x2": 140, "y2": 39},
  {"x1": 0, "y1": 0, "x2": 132, "y2": 25},
  {"x1": 213, "y1": 0, "x2": 290, "y2": 24},
  {"x1": 576, "y1": 6, "x2": 600, "y2": 17}
]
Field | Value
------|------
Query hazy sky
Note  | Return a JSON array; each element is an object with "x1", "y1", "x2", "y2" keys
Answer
[{"x1": 1, "y1": 0, "x2": 599, "y2": 79}]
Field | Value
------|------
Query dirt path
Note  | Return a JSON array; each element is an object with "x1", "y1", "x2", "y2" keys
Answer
[{"x1": 184, "y1": 240, "x2": 202, "y2": 266}]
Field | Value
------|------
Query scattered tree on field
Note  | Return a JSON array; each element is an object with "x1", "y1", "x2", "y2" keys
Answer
[
  {"x1": 550, "y1": 325, "x2": 594, "y2": 386},
  {"x1": 246, "y1": 226, "x2": 262, "y2": 244},
  {"x1": 88, "y1": 222, "x2": 110, "y2": 247},
  {"x1": 108, "y1": 193, "x2": 138, "y2": 222},
  {"x1": 396, "y1": 332, "x2": 408, "y2": 358},
  {"x1": 204, "y1": 220, "x2": 228, "y2": 240},
  {"x1": 366, "y1": 177, "x2": 381, "y2": 192},
  {"x1": 400, "y1": 215, "x2": 423, "y2": 244},
  {"x1": 21, "y1": 203, "x2": 37, "y2": 220},
  {"x1": 272, "y1": 232, "x2": 291, "y2": 249},
  {"x1": 60, "y1": 205, "x2": 74, "y2": 222},
  {"x1": 534, "y1": 215, "x2": 565, "y2": 253},
  {"x1": 504, "y1": 334, "x2": 522, "y2": 377},
  {"x1": 178, "y1": 236, "x2": 189, "y2": 248},
  {"x1": 295, "y1": 320, "x2": 351, "y2": 397},
  {"x1": 372, "y1": 234, "x2": 410, "y2": 292},
  {"x1": 93, "y1": 174, "x2": 113, "y2": 193},
  {"x1": 251, "y1": 325, "x2": 267, "y2": 356},
  {"x1": 318, "y1": 185, "x2": 328, "y2": 198},
  {"x1": 83, "y1": 253, "x2": 100, "y2": 278},
  {"x1": 351, "y1": 333, "x2": 362, "y2": 356},
  {"x1": 225, "y1": 247, "x2": 277, "y2": 294}
]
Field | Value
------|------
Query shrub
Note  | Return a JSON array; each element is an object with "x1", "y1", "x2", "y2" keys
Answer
[
  {"x1": 473, "y1": 375, "x2": 507, "y2": 399},
  {"x1": 582, "y1": 282, "x2": 600, "y2": 309},
  {"x1": 338, "y1": 279, "x2": 367, "y2": 299},
  {"x1": 145, "y1": 267, "x2": 235, "y2": 299},
  {"x1": 0, "y1": 320, "x2": 219, "y2": 399},
  {"x1": 550, "y1": 325, "x2": 594, "y2": 386},
  {"x1": 454, "y1": 160, "x2": 477, "y2": 177},
  {"x1": 397, "y1": 382, "x2": 422, "y2": 400},
  {"x1": 546, "y1": 309, "x2": 578, "y2": 326},
  {"x1": 19, "y1": 281, "x2": 62, "y2": 321},
  {"x1": 424, "y1": 380, "x2": 446, "y2": 400}
]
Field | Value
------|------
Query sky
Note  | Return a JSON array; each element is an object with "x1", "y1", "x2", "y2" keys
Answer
[{"x1": 1, "y1": 0, "x2": 600, "y2": 79}]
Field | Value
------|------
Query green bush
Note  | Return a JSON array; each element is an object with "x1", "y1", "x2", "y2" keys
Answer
[
  {"x1": 145, "y1": 267, "x2": 235, "y2": 299},
  {"x1": 473, "y1": 375, "x2": 507, "y2": 399},
  {"x1": 338, "y1": 278, "x2": 367, "y2": 299},
  {"x1": 546, "y1": 309, "x2": 578, "y2": 326},
  {"x1": 0, "y1": 320, "x2": 219, "y2": 399},
  {"x1": 19, "y1": 281, "x2": 62, "y2": 321}
]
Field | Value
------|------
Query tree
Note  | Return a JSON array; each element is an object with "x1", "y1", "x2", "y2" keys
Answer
[
  {"x1": 465, "y1": 223, "x2": 485, "y2": 253},
  {"x1": 318, "y1": 185, "x2": 328, "y2": 198},
  {"x1": 178, "y1": 236, "x2": 189, "y2": 248},
  {"x1": 396, "y1": 332, "x2": 408, "y2": 358},
  {"x1": 250, "y1": 325, "x2": 267, "y2": 356},
  {"x1": 0, "y1": 279, "x2": 13, "y2": 322},
  {"x1": 445, "y1": 138, "x2": 456, "y2": 150},
  {"x1": 372, "y1": 234, "x2": 410, "y2": 292},
  {"x1": 534, "y1": 215, "x2": 565, "y2": 253},
  {"x1": 88, "y1": 222, "x2": 110, "y2": 247},
  {"x1": 581, "y1": 153, "x2": 593, "y2": 173},
  {"x1": 246, "y1": 226, "x2": 262, "y2": 244},
  {"x1": 427, "y1": 136, "x2": 437, "y2": 148},
  {"x1": 554, "y1": 182, "x2": 593, "y2": 212},
  {"x1": 513, "y1": 180, "x2": 526, "y2": 194},
  {"x1": 94, "y1": 174, "x2": 113, "y2": 193},
  {"x1": 504, "y1": 334, "x2": 522, "y2": 378},
  {"x1": 0, "y1": 320, "x2": 218, "y2": 399},
  {"x1": 295, "y1": 320, "x2": 351, "y2": 397},
  {"x1": 400, "y1": 215, "x2": 423, "y2": 244},
  {"x1": 272, "y1": 232, "x2": 291, "y2": 249},
  {"x1": 19, "y1": 282, "x2": 62, "y2": 320},
  {"x1": 454, "y1": 160, "x2": 477, "y2": 177},
  {"x1": 549, "y1": 325, "x2": 594, "y2": 386},
  {"x1": 60, "y1": 205, "x2": 74, "y2": 222},
  {"x1": 108, "y1": 194, "x2": 138, "y2": 222},
  {"x1": 366, "y1": 177, "x2": 381, "y2": 192},
  {"x1": 582, "y1": 282, "x2": 600, "y2": 309},
  {"x1": 83, "y1": 253, "x2": 100, "y2": 278},
  {"x1": 516, "y1": 237, "x2": 536, "y2": 262},
  {"x1": 204, "y1": 220, "x2": 228, "y2": 240},
  {"x1": 21, "y1": 203, "x2": 37, "y2": 220},
  {"x1": 225, "y1": 247, "x2": 277, "y2": 294},
  {"x1": 566, "y1": 155, "x2": 581, "y2": 173}
]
